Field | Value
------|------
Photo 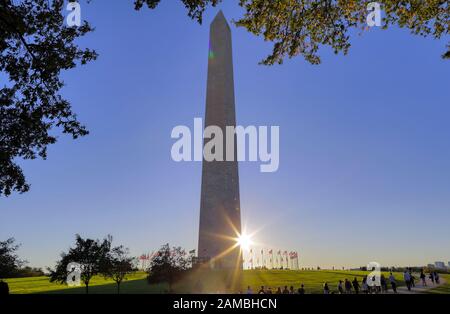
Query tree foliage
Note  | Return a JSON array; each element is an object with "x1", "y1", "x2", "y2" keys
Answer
[
  {"x1": 0, "y1": 237, "x2": 26, "y2": 278},
  {"x1": 49, "y1": 234, "x2": 112, "y2": 294},
  {"x1": 147, "y1": 244, "x2": 190, "y2": 292},
  {"x1": 134, "y1": 0, "x2": 222, "y2": 23},
  {"x1": 104, "y1": 245, "x2": 135, "y2": 294},
  {"x1": 0, "y1": 0, "x2": 97, "y2": 196},
  {"x1": 135, "y1": 0, "x2": 449, "y2": 64},
  {"x1": 1, "y1": 0, "x2": 447, "y2": 197}
]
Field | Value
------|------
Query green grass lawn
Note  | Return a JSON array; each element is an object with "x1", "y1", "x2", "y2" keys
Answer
[
  {"x1": 5, "y1": 270, "x2": 413, "y2": 294},
  {"x1": 242, "y1": 270, "x2": 403, "y2": 294},
  {"x1": 173, "y1": 269, "x2": 407, "y2": 294},
  {"x1": 5, "y1": 272, "x2": 162, "y2": 294}
]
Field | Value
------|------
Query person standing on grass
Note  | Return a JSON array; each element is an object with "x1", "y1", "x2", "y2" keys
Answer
[
  {"x1": 337, "y1": 280, "x2": 344, "y2": 294},
  {"x1": 289, "y1": 286, "x2": 295, "y2": 294},
  {"x1": 362, "y1": 277, "x2": 369, "y2": 294},
  {"x1": 420, "y1": 271, "x2": 427, "y2": 286},
  {"x1": 389, "y1": 272, "x2": 397, "y2": 293},
  {"x1": 380, "y1": 274, "x2": 388, "y2": 293},
  {"x1": 435, "y1": 272, "x2": 440, "y2": 284},
  {"x1": 344, "y1": 279, "x2": 352, "y2": 294},
  {"x1": 246, "y1": 286, "x2": 253, "y2": 294},
  {"x1": 323, "y1": 282, "x2": 330, "y2": 294},
  {"x1": 282, "y1": 286, "x2": 289, "y2": 294},
  {"x1": 429, "y1": 272, "x2": 435, "y2": 284},
  {"x1": 258, "y1": 286, "x2": 265, "y2": 294},
  {"x1": 0, "y1": 280, "x2": 9, "y2": 295},
  {"x1": 409, "y1": 270, "x2": 415, "y2": 288},
  {"x1": 298, "y1": 284, "x2": 305, "y2": 294},
  {"x1": 404, "y1": 270, "x2": 411, "y2": 291},
  {"x1": 276, "y1": 287, "x2": 282, "y2": 294},
  {"x1": 352, "y1": 277, "x2": 360, "y2": 294}
]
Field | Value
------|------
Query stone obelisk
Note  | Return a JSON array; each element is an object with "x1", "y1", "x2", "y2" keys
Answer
[{"x1": 198, "y1": 11, "x2": 242, "y2": 270}]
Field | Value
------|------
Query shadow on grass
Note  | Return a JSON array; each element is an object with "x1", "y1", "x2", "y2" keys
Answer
[
  {"x1": 34, "y1": 278, "x2": 169, "y2": 294},
  {"x1": 41, "y1": 270, "x2": 235, "y2": 294}
]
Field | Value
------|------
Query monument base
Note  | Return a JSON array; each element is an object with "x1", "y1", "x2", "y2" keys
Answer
[{"x1": 176, "y1": 264, "x2": 243, "y2": 293}]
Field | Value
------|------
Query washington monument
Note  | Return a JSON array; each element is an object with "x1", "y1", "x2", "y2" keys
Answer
[{"x1": 198, "y1": 11, "x2": 242, "y2": 270}]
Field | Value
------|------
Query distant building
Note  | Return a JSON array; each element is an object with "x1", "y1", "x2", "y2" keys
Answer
[{"x1": 435, "y1": 261, "x2": 446, "y2": 269}]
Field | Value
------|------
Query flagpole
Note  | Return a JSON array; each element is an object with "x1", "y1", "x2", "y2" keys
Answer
[
  {"x1": 272, "y1": 250, "x2": 274, "y2": 269},
  {"x1": 261, "y1": 249, "x2": 264, "y2": 269}
]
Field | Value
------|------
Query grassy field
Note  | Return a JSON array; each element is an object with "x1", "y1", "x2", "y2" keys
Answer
[
  {"x1": 5, "y1": 272, "x2": 161, "y2": 294},
  {"x1": 4, "y1": 269, "x2": 419, "y2": 294},
  {"x1": 244, "y1": 270, "x2": 401, "y2": 294},
  {"x1": 174, "y1": 269, "x2": 408, "y2": 294}
]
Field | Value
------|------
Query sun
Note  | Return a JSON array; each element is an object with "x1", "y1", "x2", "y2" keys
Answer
[{"x1": 236, "y1": 233, "x2": 253, "y2": 251}]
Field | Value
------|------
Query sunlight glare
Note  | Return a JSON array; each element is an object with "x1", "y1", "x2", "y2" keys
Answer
[{"x1": 236, "y1": 233, "x2": 253, "y2": 251}]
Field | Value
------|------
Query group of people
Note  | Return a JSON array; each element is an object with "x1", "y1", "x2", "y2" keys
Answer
[
  {"x1": 404, "y1": 269, "x2": 440, "y2": 291},
  {"x1": 324, "y1": 273, "x2": 398, "y2": 294},
  {"x1": 245, "y1": 269, "x2": 441, "y2": 295},
  {"x1": 247, "y1": 285, "x2": 306, "y2": 294},
  {"x1": 328, "y1": 269, "x2": 440, "y2": 294},
  {"x1": 245, "y1": 275, "x2": 398, "y2": 295}
]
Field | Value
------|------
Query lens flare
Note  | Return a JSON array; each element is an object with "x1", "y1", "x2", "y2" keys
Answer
[{"x1": 236, "y1": 233, "x2": 253, "y2": 251}]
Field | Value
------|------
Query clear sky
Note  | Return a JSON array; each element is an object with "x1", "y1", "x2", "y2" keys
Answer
[{"x1": 1, "y1": 1, "x2": 449, "y2": 270}]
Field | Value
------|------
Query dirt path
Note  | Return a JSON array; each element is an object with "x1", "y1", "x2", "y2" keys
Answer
[{"x1": 393, "y1": 276, "x2": 446, "y2": 294}]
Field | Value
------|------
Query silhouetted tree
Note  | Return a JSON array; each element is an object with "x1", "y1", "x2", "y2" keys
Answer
[
  {"x1": 0, "y1": 238, "x2": 26, "y2": 279},
  {"x1": 147, "y1": 244, "x2": 190, "y2": 292},
  {"x1": 104, "y1": 245, "x2": 135, "y2": 294},
  {"x1": 49, "y1": 234, "x2": 112, "y2": 294},
  {"x1": 0, "y1": 0, "x2": 97, "y2": 196},
  {"x1": 135, "y1": 0, "x2": 449, "y2": 64}
]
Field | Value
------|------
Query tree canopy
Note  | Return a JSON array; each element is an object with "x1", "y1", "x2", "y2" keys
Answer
[
  {"x1": 0, "y1": 0, "x2": 96, "y2": 196},
  {"x1": 49, "y1": 234, "x2": 112, "y2": 294},
  {"x1": 104, "y1": 245, "x2": 135, "y2": 294},
  {"x1": 147, "y1": 244, "x2": 190, "y2": 292},
  {"x1": 135, "y1": 0, "x2": 449, "y2": 65}
]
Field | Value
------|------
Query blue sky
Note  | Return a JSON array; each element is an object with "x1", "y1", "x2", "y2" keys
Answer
[{"x1": 1, "y1": 1, "x2": 449, "y2": 269}]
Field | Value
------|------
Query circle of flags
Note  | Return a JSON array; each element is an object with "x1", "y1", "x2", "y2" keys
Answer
[{"x1": 244, "y1": 248, "x2": 300, "y2": 270}]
